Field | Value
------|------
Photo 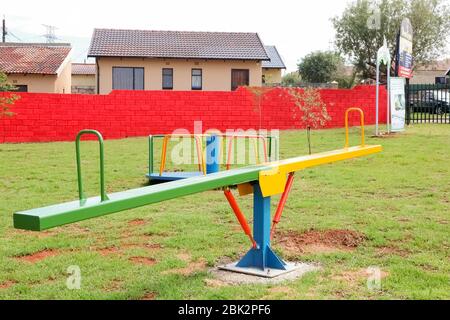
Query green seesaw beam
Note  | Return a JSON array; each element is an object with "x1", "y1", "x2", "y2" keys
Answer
[
  {"x1": 14, "y1": 166, "x2": 263, "y2": 232},
  {"x1": 14, "y1": 145, "x2": 381, "y2": 232}
]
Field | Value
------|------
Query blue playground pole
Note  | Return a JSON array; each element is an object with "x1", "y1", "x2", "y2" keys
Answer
[
  {"x1": 236, "y1": 183, "x2": 287, "y2": 271},
  {"x1": 206, "y1": 135, "x2": 221, "y2": 174}
]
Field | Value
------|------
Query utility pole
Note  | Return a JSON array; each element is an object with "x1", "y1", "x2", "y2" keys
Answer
[
  {"x1": 2, "y1": 16, "x2": 7, "y2": 42},
  {"x1": 42, "y1": 24, "x2": 58, "y2": 43}
]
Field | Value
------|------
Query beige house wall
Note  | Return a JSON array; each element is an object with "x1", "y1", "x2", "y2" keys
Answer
[
  {"x1": 72, "y1": 74, "x2": 96, "y2": 87},
  {"x1": 54, "y1": 61, "x2": 72, "y2": 93},
  {"x1": 97, "y1": 57, "x2": 262, "y2": 94},
  {"x1": 410, "y1": 70, "x2": 446, "y2": 84},
  {"x1": 262, "y1": 68, "x2": 282, "y2": 84},
  {"x1": 7, "y1": 73, "x2": 57, "y2": 93},
  {"x1": 6, "y1": 59, "x2": 72, "y2": 93}
]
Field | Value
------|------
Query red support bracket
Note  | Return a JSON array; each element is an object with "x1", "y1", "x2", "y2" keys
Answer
[
  {"x1": 224, "y1": 189, "x2": 258, "y2": 249},
  {"x1": 270, "y1": 173, "x2": 295, "y2": 239}
]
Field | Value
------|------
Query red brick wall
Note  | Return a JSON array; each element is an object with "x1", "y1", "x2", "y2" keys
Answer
[{"x1": 0, "y1": 86, "x2": 387, "y2": 143}]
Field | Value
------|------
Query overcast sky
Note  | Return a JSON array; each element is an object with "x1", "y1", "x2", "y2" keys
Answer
[{"x1": 1, "y1": 0, "x2": 361, "y2": 72}]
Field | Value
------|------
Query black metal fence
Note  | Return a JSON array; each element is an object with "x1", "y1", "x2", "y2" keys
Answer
[{"x1": 406, "y1": 83, "x2": 450, "y2": 124}]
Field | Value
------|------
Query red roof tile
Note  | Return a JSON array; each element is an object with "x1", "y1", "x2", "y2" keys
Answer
[
  {"x1": 0, "y1": 43, "x2": 71, "y2": 75},
  {"x1": 72, "y1": 63, "x2": 96, "y2": 75}
]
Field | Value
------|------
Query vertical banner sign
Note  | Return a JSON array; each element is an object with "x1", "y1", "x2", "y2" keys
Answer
[
  {"x1": 398, "y1": 18, "x2": 413, "y2": 78},
  {"x1": 375, "y1": 38, "x2": 391, "y2": 136},
  {"x1": 390, "y1": 77, "x2": 406, "y2": 132}
]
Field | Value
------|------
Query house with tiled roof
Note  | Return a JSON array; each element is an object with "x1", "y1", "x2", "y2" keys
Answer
[
  {"x1": 0, "y1": 43, "x2": 72, "y2": 93},
  {"x1": 411, "y1": 58, "x2": 450, "y2": 84},
  {"x1": 88, "y1": 28, "x2": 270, "y2": 94},
  {"x1": 71, "y1": 63, "x2": 96, "y2": 94},
  {"x1": 262, "y1": 46, "x2": 286, "y2": 85}
]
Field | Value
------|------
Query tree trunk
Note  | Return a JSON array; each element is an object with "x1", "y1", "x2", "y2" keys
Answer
[{"x1": 307, "y1": 127, "x2": 312, "y2": 155}]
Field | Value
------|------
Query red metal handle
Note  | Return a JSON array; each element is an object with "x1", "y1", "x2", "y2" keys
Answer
[
  {"x1": 270, "y1": 173, "x2": 295, "y2": 239},
  {"x1": 224, "y1": 189, "x2": 257, "y2": 248}
]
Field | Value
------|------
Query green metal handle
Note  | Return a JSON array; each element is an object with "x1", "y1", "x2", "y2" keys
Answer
[
  {"x1": 267, "y1": 135, "x2": 279, "y2": 161},
  {"x1": 76, "y1": 130, "x2": 109, "y2": 203},
  {"x1": 148, "y1": 135, "x2": 166, "y2": 176}
]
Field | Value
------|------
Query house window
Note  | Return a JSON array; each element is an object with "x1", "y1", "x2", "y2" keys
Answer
[
  {"x1": 13, "y1": 85, "x2": 28, "y2": 92},
  {"x1": 112, "y1": 67, "x2": 144, "y2": 90},
  {"x1": 231, "y1": 69, "x2": 249, "y2": 91},
  {"x1": 192, "y1": 69, "x2": 202, "y2": 90},
  {"x1": 162, "y1": 68, "x2": 173, "y2": 90}
]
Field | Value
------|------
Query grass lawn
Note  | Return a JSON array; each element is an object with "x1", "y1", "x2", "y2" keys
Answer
[{"x1": 0, "y1": 124, "x2": 449, "y2": 300}]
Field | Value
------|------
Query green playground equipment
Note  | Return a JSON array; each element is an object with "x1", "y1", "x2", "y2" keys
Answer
[{"x1": 13, "y1": 108, "x2": 382, "y2": 278}]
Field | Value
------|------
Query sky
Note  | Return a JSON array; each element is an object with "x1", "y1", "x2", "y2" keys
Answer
[{"x1": 1, "y1": 0, "x2": 358, "y2": 72}]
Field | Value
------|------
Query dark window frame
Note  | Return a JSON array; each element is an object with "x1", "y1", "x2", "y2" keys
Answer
[
  {"x1": 112, "y1": 67, "x2": 144, "y2": 90},
  {"x1": 13, "y1": 85, "x2": 28, "y2": 92},
  {"x1": 162, "y1": 68, "x2": 174, "y2": 90},
  {"x1": 231, "y1": 69, "x2": 250, "y2": 91},
  {"x1": 191, "y1": 68, "x2": 202, "y2": 90}
]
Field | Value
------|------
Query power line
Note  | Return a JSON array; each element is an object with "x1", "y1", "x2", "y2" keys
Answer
[{"x1": 8, "y1": 30, "x2": 22, "y2": 42}]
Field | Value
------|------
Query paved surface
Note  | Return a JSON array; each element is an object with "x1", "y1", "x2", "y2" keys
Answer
[{"x1": 209, "y1": 263, "x2": 321, "y2": 285}]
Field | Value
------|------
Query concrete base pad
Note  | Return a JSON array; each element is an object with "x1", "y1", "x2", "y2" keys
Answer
[
  {"x1": 219, "y1": 262, "x2": 304, "y2": 278},
  {"x1": 211, "y1": 262, "x2": 320, "y2": 285}
]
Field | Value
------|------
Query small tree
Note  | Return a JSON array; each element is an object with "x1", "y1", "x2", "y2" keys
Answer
[
  {"x1": 245, "y1": 86, "x2": 275, "y2": 130},
  {"x1": 281, "y1": 72, "x2": 302, "y2": 87},
  {"x1": 287, "y1": 88, "x2": 331, "y2": 154},
  {"x1": 0, "y1": 72, "x2": 19, "y2": 117},
  {"x1": 298, "y1": 51, "x2": 343, "y2": 83}
]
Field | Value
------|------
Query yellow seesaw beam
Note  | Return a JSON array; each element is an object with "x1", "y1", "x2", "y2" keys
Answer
[
  {"x1": 252, "y1": 108, "x2": 382, "y2": 197},
  {"x1": 257, "y1": 144, "x2": 382, "y2": 197}
]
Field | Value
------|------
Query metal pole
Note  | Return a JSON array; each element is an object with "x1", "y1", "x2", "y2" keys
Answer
[
  {"x1": 206, "y1": 135, "x2": 221, "y2": 174},
  {"x1": 375, "y1": 59, "x2": 380, "y2": 136},
  {"x1": 2, "y1": 18, "x2": 6, "y2": 43},
  {"x1": 387, "y1": 60, "x2": 391, "y2": 134},
  {"x1": 236, "y1": 183, "x2": 286, "y2": 271}
]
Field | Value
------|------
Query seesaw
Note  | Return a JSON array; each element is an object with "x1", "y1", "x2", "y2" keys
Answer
[{"x1": 13, "y1": 108, "x2": 381, "y2": 278}]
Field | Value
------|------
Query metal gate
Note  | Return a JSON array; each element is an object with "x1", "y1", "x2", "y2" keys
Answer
[{"x1": 406, "y1": 83, "x2": 450, "y2": 124}]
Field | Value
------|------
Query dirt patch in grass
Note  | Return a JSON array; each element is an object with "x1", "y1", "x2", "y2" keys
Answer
[
  {"x1": 97, "y1": 241, "x2": 162, "y2": 257},
  {"x1": 370, "y1": 132, "x2": 401, "y2": 139},
  {"x1": 104, "y1": 279, "x2": 124, "y2": 292},
  {"x1": 262, "y1": 286, "x2": 297, "y2": 299},
  {"x1": 0, "y1": 280, "x2": 17, "y2": 289},
  {"x1": 275, "y1": 229, "x2": 366, "y2": 255},
  {"x1": 129, "y1": 256, "x2": 157, "y2": 266},
  {"x1": 332, "y1": 268, "x2": 389, "y2": 285},
  {"x1": 144, "y1": 243, "x2": 163, "y2": 250},
  {"x1": 375, "y1": 246, "x2": 411, "y2": 257},
  {"x1": 16, "y1": 249, "x2": 60, "y2": 263},
  {"x1": 65, "y1": 225, "x2": 91, "y2": 234},
  {"x1": 164, "y1": 258, "x2": 208, "y2": 276},
  {"x1": 141, "y1": 292, "x2": 157, "y2": 300},
  {"x1": 128, "y1": 219, "x2": 147, "y2": 226},
  {"x1": 177, "y1": 252, "x2": 192, "y2": 262},
  {"x1": 204, "y1": 278, "x2": 229, "y2": 288},
  {"x1": 123, "y1": 242, "x2": 163, "y2": 251},
  {"x1": 98, "y1": 247, "x2": 121, "y2": 257}
]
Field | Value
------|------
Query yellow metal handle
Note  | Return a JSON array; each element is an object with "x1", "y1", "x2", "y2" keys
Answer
[
  {"x1": 345, "y1": 108, "x2": 365, "y2": 148},
  {"x1": 159, "y1": 134, "x2": 207, "y2": 176}
]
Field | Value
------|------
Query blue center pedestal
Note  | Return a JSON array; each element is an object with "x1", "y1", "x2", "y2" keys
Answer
[{"x1": 219, "y1": 183, "x2": 302, "y2": 278}]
